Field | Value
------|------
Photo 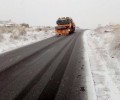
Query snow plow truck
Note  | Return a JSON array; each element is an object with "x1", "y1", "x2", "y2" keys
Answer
[{"x1": 55, "y1": 17, "x2": 75, "y2": 35}]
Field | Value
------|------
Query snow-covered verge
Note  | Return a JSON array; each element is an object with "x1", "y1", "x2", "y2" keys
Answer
[
  {"x1": 0, "y1": 26, "x2": 56, "y2": 54},
  {"x1": 84, "y1": 25, "x2": 120, "y2": 100}
]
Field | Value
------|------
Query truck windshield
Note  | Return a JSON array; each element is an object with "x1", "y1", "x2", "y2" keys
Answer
[{"x1": 56, "y1": 19, "x2": 70, "y2": 25}]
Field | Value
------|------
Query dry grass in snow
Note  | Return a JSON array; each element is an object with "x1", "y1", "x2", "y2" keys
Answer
[{"x1": 0, "y1": 25, "x2": 55, "y2": 54}]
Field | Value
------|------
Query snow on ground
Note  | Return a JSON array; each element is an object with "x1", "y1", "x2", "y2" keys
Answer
[
  {"x1": 84, "y1": 25, "x2": 120, "y2": 100},
  {"x1": 0, "y1": 26, "x2": 56, "y2": 54}
]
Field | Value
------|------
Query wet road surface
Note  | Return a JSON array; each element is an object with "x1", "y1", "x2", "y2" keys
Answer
[{"x1": 0, "y1": 29, "x2": 88, "y2": 100}]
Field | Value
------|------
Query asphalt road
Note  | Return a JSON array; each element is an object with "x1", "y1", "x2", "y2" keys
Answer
[{"x1": 0, "y1": 29, "x2": 88, "y2": 100}]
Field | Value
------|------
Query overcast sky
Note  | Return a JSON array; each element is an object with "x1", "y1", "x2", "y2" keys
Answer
[{"x1": 0, "y1": 0, "x2": 120, "y2": 28}]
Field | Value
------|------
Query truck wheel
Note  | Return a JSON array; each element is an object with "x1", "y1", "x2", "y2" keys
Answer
[
  {"x1": 70, "y1": 27, "x2": 75, "y2": 34},
  {"x1": 73, "y1": 27, "x2": 75, "y2": 33}
]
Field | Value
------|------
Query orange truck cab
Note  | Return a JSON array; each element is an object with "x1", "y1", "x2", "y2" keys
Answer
[{"x1": 55, "y1": 17, "x2": 75, "y2": 35}]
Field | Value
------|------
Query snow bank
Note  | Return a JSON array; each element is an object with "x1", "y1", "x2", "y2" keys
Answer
[
  {"x1": 95, "y1": 24, "x2": 120, "y2": 60},
  {"x1": 0, "y1": 26, "x2": 55, "y2": 54},
  {"x1": 83, "y1": 31, "x2": 97, "y2": 100},
  {"x1": 84, "y1": 26, "x2": 120, "y2": 100}
]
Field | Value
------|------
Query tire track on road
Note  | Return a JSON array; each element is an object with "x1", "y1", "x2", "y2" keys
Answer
[
  {"x1": 0, "y1": 33, "x2": 77, "y2": 100},
  {"x1": 0, "y1": 36, "x2": 67, "y2": 91},
  {"x1": 0, "y1": 29, "x2": 87, "y2": 100}
]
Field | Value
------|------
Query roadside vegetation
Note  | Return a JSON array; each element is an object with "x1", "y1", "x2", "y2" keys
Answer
[{"x1": 0, "y1": 22, "x2": 55, "y2": 54}]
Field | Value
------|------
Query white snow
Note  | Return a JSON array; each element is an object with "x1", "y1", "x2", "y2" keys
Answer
[
  {"x1": 84, "y1": 25, "x2": 120, "y2": 100},
  {"x1": 83, "y1": 34, "x2": 97, "y2": 100},
  {"x1": 0, "y1": 27, "x2": 56, "y2": 54}
]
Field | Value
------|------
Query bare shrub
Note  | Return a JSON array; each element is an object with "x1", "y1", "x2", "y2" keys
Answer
[
  {"x1": 10, "y1": 26, "x2": 26, "y2": 39},
  {"x1": 0, "y1": 27, "x2": 6, "y2": 33},
  {"x1": 20, "y1": 23, "x2": 29, "y2": 28},
  {"x1": 36, "y1": 28, "x2": 42, "y2": 32},
  {"x1": 18, "y1": 27, "x2": 26, "y2": 35},
  {"x1": 0, "y1": 26, "x2": 15, "y2": 33},
  {"x1": 10, "y1": 29, "x2": 20, "y2": 39},
  {"x1": 43, "y1": 27, "x2": 49, "y2": 33},
  {"x1": 46, "y1": 26, "x2": 51, "y2": 29}
]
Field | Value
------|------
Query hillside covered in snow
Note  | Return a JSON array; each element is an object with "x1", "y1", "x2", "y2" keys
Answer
[{"x1": 0, "y1": 21, "x2": 55, "y2": 54}]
